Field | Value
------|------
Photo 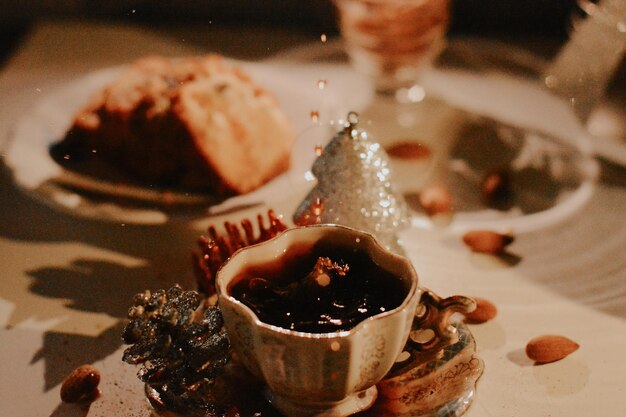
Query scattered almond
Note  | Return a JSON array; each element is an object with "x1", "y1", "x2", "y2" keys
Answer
[
  {"x1": 385, "y1": 141, "x2": 432, "y2": 160},
  {"x1": 462, "y1": 230, "x2": 514, "y2": 254},
  {"x1": 481, "y1": 170, "x2": 512, "y2": 204},
  {"x1": 60, "y1": 364, "x2": 101, "y2": 403},
  {"x1": 525, "y1": 335, "x2": 579, "y2": 364},
  {"x1": 419, "y1": 184, "x2": 452, "y2": 216},
  {"x1": 464, "y1": 297, "x2": 497, "y2": 323}
]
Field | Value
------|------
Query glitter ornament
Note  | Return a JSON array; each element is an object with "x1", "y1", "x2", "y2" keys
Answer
[{"x1": 293, "y1": 112, "x2": 409, "y2": 254}]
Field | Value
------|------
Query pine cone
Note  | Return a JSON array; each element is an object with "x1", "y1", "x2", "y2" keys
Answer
[{"x1": 122, "y1": 285, "x2": 230, "y2": 396}]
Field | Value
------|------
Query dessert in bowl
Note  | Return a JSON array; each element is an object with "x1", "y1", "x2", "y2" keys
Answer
[{"x1": 216, "y1": 225, "x2": 424, "y2": 417}]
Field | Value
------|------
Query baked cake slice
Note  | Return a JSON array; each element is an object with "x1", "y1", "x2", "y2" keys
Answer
[{"x1": 57, "y1": 55, "x2": 294, "y2": 196}]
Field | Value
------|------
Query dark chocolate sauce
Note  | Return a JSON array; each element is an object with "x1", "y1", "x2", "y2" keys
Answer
[{"x1": 228, "y1": 239, "x2": 409, "y2": 333}]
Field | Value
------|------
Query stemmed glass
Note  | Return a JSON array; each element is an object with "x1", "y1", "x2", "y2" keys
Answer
[
  {"x1": 333, "y1": 0, "x2": 450, "y2": 95},
  {"x1": 332, "y1": 0, "x2": 456, "y2": 218}
]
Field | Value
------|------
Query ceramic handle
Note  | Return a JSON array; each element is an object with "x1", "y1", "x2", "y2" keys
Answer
[{"x1": 408, "y1": 289, "x2": 476, "y2": 353}]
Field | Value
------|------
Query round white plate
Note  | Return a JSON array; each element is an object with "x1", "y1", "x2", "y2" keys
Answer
[{"x1": 2, "y1": 60, "x2": 344, "y2": 224}]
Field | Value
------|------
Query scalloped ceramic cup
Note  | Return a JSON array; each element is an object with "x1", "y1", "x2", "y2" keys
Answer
[{"x1": 216, "y1": 225, "x2": 421, "y2": 417}]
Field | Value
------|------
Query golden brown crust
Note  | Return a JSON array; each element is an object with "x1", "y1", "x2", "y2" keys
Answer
[{"x1": 59, "y1": 55, "x2": 293, "y2": 196}]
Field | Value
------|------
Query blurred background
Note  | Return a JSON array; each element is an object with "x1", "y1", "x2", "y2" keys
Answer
[
  {"x1": 0, "y1": 0, "x2": 582, "y2": 64},
  {"x1": 1, "y1": 0, "x2": 623, "y2": 126}
]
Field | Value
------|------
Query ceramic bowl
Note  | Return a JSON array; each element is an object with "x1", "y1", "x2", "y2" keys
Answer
[{"x1": 216, "y1": 224, "x2": 420, "y2": 417}]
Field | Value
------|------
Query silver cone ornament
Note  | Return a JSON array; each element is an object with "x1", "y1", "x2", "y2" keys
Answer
[{"x1": 293, "y1": 112, "x2": 409, "y2": 254}]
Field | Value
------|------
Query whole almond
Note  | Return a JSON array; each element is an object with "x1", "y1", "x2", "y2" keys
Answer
[
  {"x1": 464, "y1": 297, "x2": 497, "y2": 324},
  {"x1": 462, "y1": 230, "x2": 514, "y2": 254},
  {"x1": 481, "y1": 170, "x2": 512, "y2": 203},
  {"x1": 525, "y1": 335, "x2": 579, "y2": 364},
  {"x1": 60, "y1": 364, "x2": 101, "y2": 403},
  {"x1": 419, "y1": 184, "x2": 453, "y2": 216},
  {"x1": 385, "y1": 141, "x2": 432, "y2": 160}
]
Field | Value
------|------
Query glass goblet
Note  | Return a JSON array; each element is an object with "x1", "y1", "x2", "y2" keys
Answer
[
  {"x1": 332, "y1": 0, "x2": 454, "y2": 199},
  {"x1": 333, "y1": 0, "x2": 450, "y2": 95}
]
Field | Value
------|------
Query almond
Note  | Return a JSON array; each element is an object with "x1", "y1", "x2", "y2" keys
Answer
[
  {"x1": 525, "y1": 335, "x2": 579, "y2": 364},
  {"x1": 419, "y1": 184, "x2": 452, "y2": 216},
  {"x1": 481, "y1": 170, "x2": 512, "y2": 203},
  {"x1": 464, "y1": 297, "x2": 497, "y2": 324},
  {"x1": 60, "y1": 364, "x2": 101, "y2": 403},
  {"x1": 462, "y1": 230, "x2": 514, "y2": 254},
  {"x1": 385, "y1": 141, "x2": 432, "y2": 160}
]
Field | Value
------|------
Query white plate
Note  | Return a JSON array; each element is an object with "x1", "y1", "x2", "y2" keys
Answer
[
  {"x1": 2, "y1": 40, "x2": 614, "y2": 232},
  {"x1": 2, "y1": 60, "x2": 344, "y2": 224},
  {"x1": 277, "y1": 39, "x2": 601, "y2": 234}
]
